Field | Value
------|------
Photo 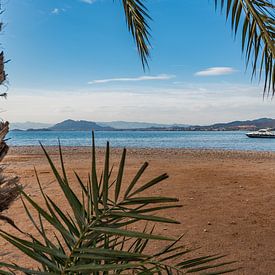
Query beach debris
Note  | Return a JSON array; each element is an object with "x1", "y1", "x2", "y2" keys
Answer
[{"x1": 39, "y1": 171, "x2": 50, "y2": 174}]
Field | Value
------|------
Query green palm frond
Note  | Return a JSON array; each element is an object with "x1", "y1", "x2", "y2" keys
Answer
[
  {"x1": 121, "y1": 0, "x2": 274, "y2": 95},
  {"x1": 121, "y1": 0, "x2": 151, "y2": 69},
  {"x1": 0, "y1": 134, "x2": 236, "y2": 274},
  {"x1": 215, "y1": 0, "x2": 275, "y2": 95}
]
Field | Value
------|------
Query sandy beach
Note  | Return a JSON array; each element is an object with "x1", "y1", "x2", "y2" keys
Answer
[{"x1": 1, "y1": 146, "x2": 275, "y2": 274}]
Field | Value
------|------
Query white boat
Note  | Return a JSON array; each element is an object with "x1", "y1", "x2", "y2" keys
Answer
[{"x1": 246, "y1": 128, "x2": 275, "y2": 138}]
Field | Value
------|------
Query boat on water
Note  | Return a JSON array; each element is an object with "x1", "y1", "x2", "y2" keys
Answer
[{"x1": 246, "y1": 128, "x2": 275, "y2": 138}]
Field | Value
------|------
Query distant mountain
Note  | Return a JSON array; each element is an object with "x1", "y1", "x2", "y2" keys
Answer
[
  {"x1": 12, "y1": 118, "x2": 275, "y2": 132},
  {"x1": 97, "y1": 121, "x2": 189, "y2": 129},
  {"x1": 10, "y1": 122, "x2": 53, "y2": 130},
  {"x1": 185, "y1": 118, "x2": 275, "y2": 131},
  {"x1": 49, "y1": 119, "x2": 113, "y2": 131}
]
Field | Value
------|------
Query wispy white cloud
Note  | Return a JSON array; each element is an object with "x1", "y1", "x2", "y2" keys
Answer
[
  {"x1": 4, "y1": 83, "x2": 266, "y2": 125},
  {"x1": 51, "y1": 8, "x2": 60, "y2": 14},
  {"x1": 51, "y1": 7, "x2": 66, "y2": 15},
  {"x1": 88, "y1": 74, "x2": 175, "y2": 84},
  {"x1": 80, "y1": 0, "x2": 96, "y2": 4},
  {"x1": 195, "y1": 67, "x2": 236, "y2": 76}
]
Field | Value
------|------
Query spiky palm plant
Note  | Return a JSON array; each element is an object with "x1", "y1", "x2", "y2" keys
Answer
[
  {"x1": 0, "y1": 135, "x2": 236, "y2": 274},
  {"x1": 122, "y1": 0, "x2": 274, "y2": 95}
]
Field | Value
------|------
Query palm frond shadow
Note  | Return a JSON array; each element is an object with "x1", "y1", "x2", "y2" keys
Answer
[{"x1": 0, "y1": 134, "x2": 237, "y2": 274}]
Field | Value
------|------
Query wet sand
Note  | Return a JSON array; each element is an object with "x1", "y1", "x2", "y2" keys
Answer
[{"x1": 1, "y1": 146, "x2": 275, "y2": 274}]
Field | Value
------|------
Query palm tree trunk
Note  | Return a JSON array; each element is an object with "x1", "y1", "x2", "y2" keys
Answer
[{"x1": 0, "y1": 121, "x2": 19, "y2": 213}]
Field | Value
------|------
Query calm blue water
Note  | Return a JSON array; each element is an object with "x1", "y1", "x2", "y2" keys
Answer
[{"x1": 6, "y1": 130, "x2": 275, "y2": 151}]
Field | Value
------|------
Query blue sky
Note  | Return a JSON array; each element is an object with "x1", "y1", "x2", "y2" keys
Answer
[{"x1": 1, "y1": 0, "x2": 273, "y2": 124}]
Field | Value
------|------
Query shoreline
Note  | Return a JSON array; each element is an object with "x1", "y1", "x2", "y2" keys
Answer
[{"x1": 7, "y1": 145, "x2": 275, "y2": 160}]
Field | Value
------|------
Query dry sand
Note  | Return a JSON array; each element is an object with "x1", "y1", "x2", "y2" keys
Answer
[{"x1": 1, "y1": 146, "x2": 275, "y2": 274}]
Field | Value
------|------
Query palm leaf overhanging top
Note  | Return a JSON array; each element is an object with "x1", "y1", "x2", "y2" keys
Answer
[
  {"x1": 0, "y1": 134, "x2": 237, "y2": 274},
  {"x1": 215, "y1": 0, "x2": 275, "y2": 95},
  {"x1": 122, "y1": 0, "x2": 275, "y2": 95},
  {"x1": 121, "y1": 0, "x2": 151, "y2": 69}
]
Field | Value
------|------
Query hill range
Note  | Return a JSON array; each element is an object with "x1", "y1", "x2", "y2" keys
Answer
[
  {"x1": 10, "y1": 118, "x2": 275, "y2": 131},
  {"x1": 192, "y1": 118, "x2": 275, "y2": 131}
]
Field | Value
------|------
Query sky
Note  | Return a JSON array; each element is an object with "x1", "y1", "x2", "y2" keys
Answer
[{"x1": 0, "y1": 0, "x2": 274, "y2": 125}]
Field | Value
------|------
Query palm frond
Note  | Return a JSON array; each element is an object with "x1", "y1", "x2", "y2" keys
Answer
[
  {"x1": 216, "y1": 0, "x2": 275, "y2": 95},
  {"x1": 0, "y1": 134, "x2": 237, "y2": 274},
  {"x1": 121, "y1": 0, "x2": 151, "y2": 69},
  {"x1": 121, "y1": 0, "x2": 274, "y2": 95}
]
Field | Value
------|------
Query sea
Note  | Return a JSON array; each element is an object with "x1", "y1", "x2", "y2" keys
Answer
[{"x1": 6, "y1": 130, "x2": 275, "y2": 151}]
